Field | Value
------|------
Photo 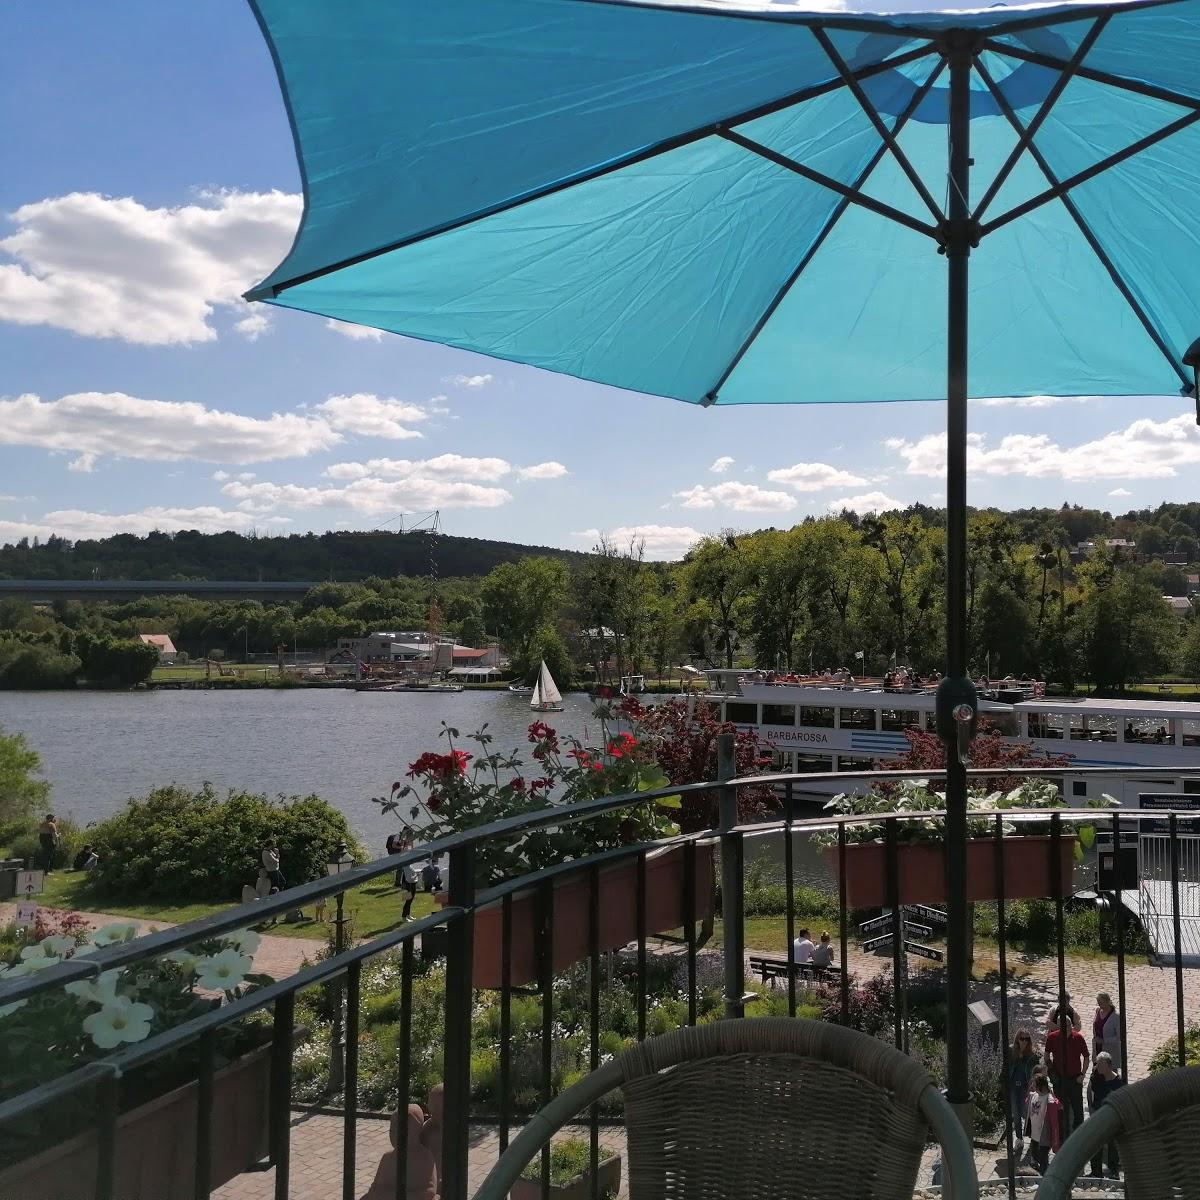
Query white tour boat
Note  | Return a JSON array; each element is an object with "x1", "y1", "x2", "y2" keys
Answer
[{"x1": 708, "y1": 672, "x2": 1200, "y2": 807}]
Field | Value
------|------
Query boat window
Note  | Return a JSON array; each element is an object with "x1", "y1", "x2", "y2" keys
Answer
[
  {"x1": 1125, "y1": 717, "x2": 1173, "y2": 744},
  {"x1": 881, "y1": 708, "x2": 921, "y2": 731},
  {"x1": 838, "y1": 707, "x2": 876, "y2": 730},
  {"x1": 1184, "y1": 779, "x2": 1200, "y2": 795},
  {"x1": 725, "y1": 702, "x2": 758, "y2": 724},
  {"x1": 800, "y1": 706, "x2": 834, "y2": 728},
  {"x1": 762, "y1": 703, "x2": 796, "y2": 726},
  {"x1": 1072, "y1": 781, "x2": 1087, "y2": 797},
  {"x1": 978, "y1": 712, "x2": 1017, "y2": 737},
  {"x1": 793, "y1": 753, "x2": 833, "y2": 774},
  {"x1": 1182, "y1": 719, "x2": 1200, "y2": 748},
  {"x1": 836, "y1": 755, "x2": 877, "y2": 776},
  {"x1": 1028, "y1": 711, "x2": 1065, "y2": 739},
  {"x1": 1069, "y1": 713, "x2": 1118, "y2": 742}
]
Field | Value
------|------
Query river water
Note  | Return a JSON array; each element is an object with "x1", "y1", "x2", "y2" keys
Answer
[{"x1": 0, "y1": 688, "x2": 826, "y2": 882}]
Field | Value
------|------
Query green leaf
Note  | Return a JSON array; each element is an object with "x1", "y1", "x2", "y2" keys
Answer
[
  {"x1": 1078, "y1": 824, "x2": 1096, "y2": 850},
  {"x1": 655, "y1": 794, "x2": 682, "y2": 810}
]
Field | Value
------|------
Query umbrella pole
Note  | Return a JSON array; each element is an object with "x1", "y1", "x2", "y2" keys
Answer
[{"x1": 940, "y1": 32, "x2": 979, "y2": 1126}]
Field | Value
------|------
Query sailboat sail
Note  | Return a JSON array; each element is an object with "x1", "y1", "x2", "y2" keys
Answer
[
  {"x1": 529, "y1": 672, "x2": 543, "y2": 708},
  {"x1": 538, "y1": 661, "x2": 562, "y2": 705}
]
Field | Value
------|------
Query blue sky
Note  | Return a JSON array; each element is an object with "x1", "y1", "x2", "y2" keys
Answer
[{"x1": 2, "y1": 0, "x2": 1197, "y2": 561}]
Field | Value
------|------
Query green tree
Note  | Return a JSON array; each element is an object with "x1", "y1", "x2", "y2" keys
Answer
[
  {"x1": 747, "y1": 528, "x2": 811, "y2": 670},
  {"x1": 526, "y1": 626, "x2": 573, "y2": 687},
  {"x1": 480, "y1": 557, "x2": 569, "y2": 666},
  {"x1": 457, "y1": 614, "x2": 487, "y2": 649},
  {"x1": 1074, "y1": 555, "x2": 1178, "y2": 691},
  {"x1": 76, "y1": 635, "x2": 159, "y2": 687},
  {"x1": 0, "y1": 726, "x2": 49, "y2": 824},
  {"x1": 683, "y1": 534, "x2": 752, "y2": 668}
]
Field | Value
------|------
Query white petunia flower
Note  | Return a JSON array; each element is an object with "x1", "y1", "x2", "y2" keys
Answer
[
  {"x1": 41, "y1": 935, "x2": 79, "y2": 958},
  {"x1": 222, "y1": 929, "x2": 261, "y2": 957},
  {"x1": 7, "y1": 954, "x2": 60, "y2": 973},
  {"x1": 166, "y1": 949, "x2": 200, "y2": 974},
  {"x1": 19, "y1": 943, "x2": 49, "y2": 960},
  {"x1": 82, "y1": 996, "x2": 154, "y2": 1048},
  {"x1": 91, "y1": 922, "x2": 141, "y2": 947},
  {"x1": 65, "y1": 969, "x2": 123, "y2": 1005},
  {"x1": 193, "y1": 949, "x2": 252, "y2": 992}
]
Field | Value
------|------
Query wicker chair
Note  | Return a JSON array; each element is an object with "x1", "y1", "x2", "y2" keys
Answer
[
  {"x1": 1036, "y1": 1066, "x2": 1200, "y2": 1199},
  {"x1": 473, "y1": 1016, "x2": 978, "y2": 1200}
]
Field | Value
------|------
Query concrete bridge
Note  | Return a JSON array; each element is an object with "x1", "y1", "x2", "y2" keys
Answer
[{"x1": 0, "y1": 579, "x2": 321, "y2": 603}]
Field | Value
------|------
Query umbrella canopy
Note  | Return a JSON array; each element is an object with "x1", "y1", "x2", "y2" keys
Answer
[
  {"x1": 247, "y1": 0, "x2": 1200, "y2": 406},
  {"x1": 246, "y1": 0, "x2": 1200, "y2": 1164}
]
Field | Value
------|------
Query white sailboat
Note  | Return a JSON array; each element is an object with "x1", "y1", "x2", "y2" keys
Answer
[{"x1": 529, "y1": 659, "x2": 564, "y2": 713}]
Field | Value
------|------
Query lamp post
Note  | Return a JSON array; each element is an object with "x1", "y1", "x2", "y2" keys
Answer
[{"x1": 325, "y1": 840, "x2": 354, "y2": 1092}]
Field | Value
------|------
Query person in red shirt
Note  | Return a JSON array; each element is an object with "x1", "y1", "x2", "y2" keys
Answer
[{"x1": 1045, "y1": 1016, "x2": 1090, "y2": 1137}]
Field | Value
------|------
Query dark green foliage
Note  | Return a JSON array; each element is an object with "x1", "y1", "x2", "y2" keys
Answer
[
  {"x1": 0, "y1": 726, "x2": 50, "y2": 824},
  {"x1": 75, "y1": 634, "x2": 159, "y2": 687},
  {"x1": 87, "y1": 784, "x2": 361, "y2": 902},
  {"x1": 0, "y1": 816, "x2": 83, "y2": 868},
  {"x1": 1148, "y1": 1025, "x2": 1200, "y2": 1074},
  {"x1": 0, "y1": 640, "x2": 80, "y2": 689}
]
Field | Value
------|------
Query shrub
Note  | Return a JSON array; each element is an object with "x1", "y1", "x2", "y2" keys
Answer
[
  {"x1": 76, "y1": 635, "x2": 159, "y2": 688},
  {"x1": 816, "y1": 970, "x2": 895, "y2": 1039},
  {"x1": 520, "y1": 1137, "x2": 614, "y2": 1187},
  {"x1": 0, "y1": 815, "x2": 83, "y2": 869},
  {"x1": 0, "y1": 727, "x2": 50, "y2": 824},
  {"x1": 1148, "y1": 1025, "x2": 1200, "y2": 1074},
  {"x1": 0, "y1": 641, "x2": 80, "y2": 689},
  {"x1": 87, "y1": 784, "x2": 361, "y2": 903}
]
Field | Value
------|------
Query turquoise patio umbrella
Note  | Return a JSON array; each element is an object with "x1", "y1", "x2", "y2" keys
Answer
[{"x1": 246, "y1": 0, "x2": 1200, "y2": 1142}]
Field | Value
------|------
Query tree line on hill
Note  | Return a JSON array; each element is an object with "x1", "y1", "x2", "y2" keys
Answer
[{"x1": 2, "y1": 500, "x2": 1200, "y2": 690}]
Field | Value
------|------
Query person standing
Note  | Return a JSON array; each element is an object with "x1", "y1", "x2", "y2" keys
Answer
[
  {"x1": 261, "y1": 839, "x2": 286, "y2": 891},
  {"x1": 1092, "y1": 992, "x2": 1122, "y2": 1070},
  {"x1": 1008, "y1": 1030, "x2": 1040, "y2": 1150},
  {"x1": 387, "y1": 829, "x2": 414, "y2": 888},
  {"x1": 36, "y1": 814, "x2": 58, "y2": 873},
  {"x1": 792, "y1": 928, "x2": 815, "y2": 965},
  {"x1": 1026, "y1": 1073, "x2": 1062, "y2": 1173},
  {"x1": 1048, "y1": 993, "x2": 1082, "y2": 1031},
  {"x1": 1046, "y1": 1014, "x2": 1090, "y2": 1138},
  {"x1": 400, "y1": 861, "x2": 418, "y2": 920},
  {"x1": 1086, "y1": 1052, "x2": 1125, "y2": 1179}
]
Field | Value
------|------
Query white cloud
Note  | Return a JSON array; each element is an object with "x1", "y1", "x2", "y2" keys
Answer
[
  {"x1": 673, "y1": 480, "x2": 796, "y2": 512},
  {"x1": 0, "y1": 189, "x2": 300, "y2": 345},
  {"x1": 976, "y1": 395, "x2": 1089, "y2": 408},
  {"x1": 222, "y1": 475, "x2": 510, "y2": 515},
  {"x1": 67, "y1": 452, "x2": 97, "y2": 473},
  {"x1": 709, "y1": 456, "x2": 734, "y2": 474},
  {"x1": 1109, "y1": 487, "x2": 1132, "y2": 497},
  {"x1": 827, "y1": 491, "x2": 903, "y2": 514},
  {"x1": 0, "y1": 391, "x2": 340, "y2": 465},
  {"x1": 888, "y1": 414, "x2": 1200, "y2": 482},
  {"x1": 766, "y1": 462, "x2": 870, "y2": 492},
  {"x1": 0, "y1": 505, "x2": 284, "y2": 544},
  {"x1": 445, "y1": 373, "x2": 493, "y2": 388},
  {"x1": 325, "y1": 319, "x2": 383, "y2": 342},
  {"x1": 313, "y1": 393, "x2": 430, "y2": 440},
  {"x1": 573, "y1": 524, "x2": 703, "y2": 560},
  {"x1": 324, "y1": 454, "x2": 512, "y2": 482},
  {"x1": 517, "y1": 461, "x2": 568, "y2": 481},
  {"x1": 232, "y1": 310, "x2": 271, "y2": 341}
]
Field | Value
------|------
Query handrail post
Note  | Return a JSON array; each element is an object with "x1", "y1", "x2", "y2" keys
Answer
[
  {"x1": 718, "y1": 732, "x2": 744, "y2": 1019},
  {"x1": 441, "y1": 844, "x2": 475, "y2": 1200}
]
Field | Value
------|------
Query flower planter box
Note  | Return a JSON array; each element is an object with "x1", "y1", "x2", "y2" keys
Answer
[
  {"x1": 826, "y1": 835, "x2": 1076, "y2": 908},
  {"x1": 445, "y1": 841, "x2": 715, "y2": 989},
  {"x1": 0, "y1": 1041, "x2": 271, "y2": 1200},
  {"x1": 511, "y1": 1152, "x2": 622, "y2": 1200}
]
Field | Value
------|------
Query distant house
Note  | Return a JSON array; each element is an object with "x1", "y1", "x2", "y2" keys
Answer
[
  {"x1": 1163, "y1": 595, "x2": 1192, "y2": 617},
  {"x1": 139, "y1": 633, "x2": 178, "y2": 660},
  {"x1": 1187, "y1": 573, "x2": 1199, "y2": 595}
]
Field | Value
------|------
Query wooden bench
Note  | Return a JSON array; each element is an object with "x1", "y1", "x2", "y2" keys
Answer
[{"x1": 748, "y1": 954, "x2": 842, "y2": 987}]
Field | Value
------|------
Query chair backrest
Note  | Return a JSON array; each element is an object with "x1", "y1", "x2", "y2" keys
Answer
[
  {"x1": 618, "y1": 1018, "x2": 940, "y2": 1200},
  {"x1": 473, "y1": 1017, "x2": 975, "y2": 1200},
  {"x1": 1036, "y1": 1066, "x2": 1200, "y2": 1200},
  {"x1": 1109, "y1": 1066, "x2": 1200, "y2": 1195}
]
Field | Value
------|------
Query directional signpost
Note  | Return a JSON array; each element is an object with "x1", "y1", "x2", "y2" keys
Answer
[{"x1": 859, "y1": 905, "x2": 945, "y2": 962}]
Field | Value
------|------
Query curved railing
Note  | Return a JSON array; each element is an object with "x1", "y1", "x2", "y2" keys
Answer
[{"x1": 2, "y1": 757, "x2": 1198, "y2": 1200}]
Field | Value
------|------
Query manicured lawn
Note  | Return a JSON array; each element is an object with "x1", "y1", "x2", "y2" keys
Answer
[
  {"x1": 151, "y1": 663, "x2": 281, "y2": 683},
  {"x1": 30, "y1": 871, "x2": 437, "y2": 942}
]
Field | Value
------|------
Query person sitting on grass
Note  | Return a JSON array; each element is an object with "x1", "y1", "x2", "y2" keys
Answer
[{"x1": 72, "y1": 844, "x2": 100, "y2": 872}]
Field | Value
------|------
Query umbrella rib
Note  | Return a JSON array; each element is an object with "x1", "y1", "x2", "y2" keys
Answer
[
  {"x1": 973, "y1": 15, "x2": 1110, "y2": 224},
  {"x1": 245, "y1": 43, "x2": 936, "y2": 301},
  {"x1": 701, "y1": 58, "x2": 947, "y2": 406},
  {"x1": 975, "y1": 60, "x2": 1191, "y2": 390},
  {"x1": 982, "y1": 39, "x2": 1200, "y2": 113},
  {"x1": 979, "y1": 108, "x2": 1200, "y2": 238},
  {"x1": 717, "y1": 129, "x2": 940, "y2": 241},
  {"x1": 812, "y1": 27, "x2": 944, "y2": 226}
]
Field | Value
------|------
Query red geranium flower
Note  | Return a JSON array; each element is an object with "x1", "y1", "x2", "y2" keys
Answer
[
  {"x1": 595, "y1": 685, "x2": 614, "y2": 699},
  {"x1": 606, "y1": 732, "x2": 637, "y2": 758},
  {"x1": 407, "y1": 749, "x2": 471, "y2": 780}
]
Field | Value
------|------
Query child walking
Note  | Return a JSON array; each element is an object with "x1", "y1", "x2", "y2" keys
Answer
[{"x1": 1026, "y1": 1072, "x2": 1063, "y2": 1173}]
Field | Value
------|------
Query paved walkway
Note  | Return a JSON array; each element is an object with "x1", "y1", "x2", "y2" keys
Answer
[{"x1": 0, "y1": 902, "x2": 322, "y2": 981}]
